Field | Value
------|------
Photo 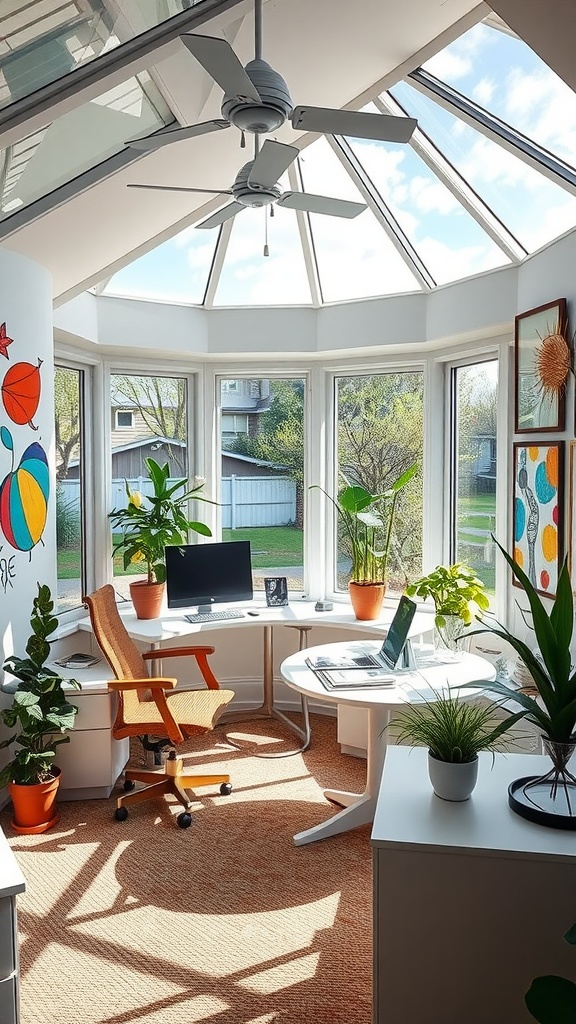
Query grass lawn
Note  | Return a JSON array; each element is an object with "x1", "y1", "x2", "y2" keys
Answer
[{"x1": 57, "y1": 526, "x2": 305, "y2": 579}]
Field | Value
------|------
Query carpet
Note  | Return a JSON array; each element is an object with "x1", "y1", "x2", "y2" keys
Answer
[{"x1": 3, "y1": 714, "x2": 372, "y2": 1024}]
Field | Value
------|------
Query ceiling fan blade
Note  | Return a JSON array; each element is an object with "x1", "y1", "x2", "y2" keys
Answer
[
  {"x1": 248, "y1": 141, "x2": 299, "y2": 189},
  {"x1": 196, "y1": 202, "x2": 245, "y2": 229},
  {"x1": 291, "y1": 105, "x2": 417, "y2": 144},
  {"x1": 278, "y1": 192, "x2": 366, "y2": 218},
  {"x1": 127, "y1": 120, "x2": 230, "y2": 151},
  {"x1": 127, "y1": 184, "x2": 232, "y2": 195},
  {"x1": 181, "y1": 33, "x2": 261, "y2": 103}
]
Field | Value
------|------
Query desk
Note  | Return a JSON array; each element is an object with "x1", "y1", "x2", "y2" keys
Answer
[
  {"x1": 0, "y1": 826, "x2": 26, "y2": 1024},
  {"x1": 79, "y1": 600, "x2": 435, "y2": 754},
  {"x1": 372, "y1": 746, "x2": 576, "y2": 1024},
  {"x1": 280, "y1": 642, "x2": 494, "y2": 846}
]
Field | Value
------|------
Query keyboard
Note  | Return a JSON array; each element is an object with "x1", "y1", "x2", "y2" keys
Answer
[{"x1": 184, "y1": 608, "x2": 246, "y2": 624}]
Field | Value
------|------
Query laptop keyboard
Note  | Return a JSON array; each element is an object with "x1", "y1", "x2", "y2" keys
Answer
[
  {"x1": 184, "y1": 609, "x2": 245, "y2": 624},
  {"x1": 352, "y1": 654, "x2": 380, "y2": 668}
]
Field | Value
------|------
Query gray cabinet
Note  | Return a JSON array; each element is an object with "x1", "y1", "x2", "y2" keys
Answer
[
  {"x1": 371, "y1": 746, "x2": 576, "y2": 1024},
  {"x1": 0, "y1": 828, "x2": 25, "y2": 1024}
]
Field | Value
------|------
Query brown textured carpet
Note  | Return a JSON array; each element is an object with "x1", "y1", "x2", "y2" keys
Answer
[{"x1": 3, "y1": 714, "x2": 372, "y2": 1024}]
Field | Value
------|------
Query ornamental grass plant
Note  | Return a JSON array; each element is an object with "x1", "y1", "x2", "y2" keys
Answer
[{"x1": 390, "y1": 689, "x2": 525, "y2": 763}]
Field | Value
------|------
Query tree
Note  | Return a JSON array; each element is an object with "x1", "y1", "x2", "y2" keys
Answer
[
  {"x1": 111, "y1": 374, "x2": 188, "y2": 474},
  {"x1": 54, "y1": 367, "x2": 80, "y2": 482}
]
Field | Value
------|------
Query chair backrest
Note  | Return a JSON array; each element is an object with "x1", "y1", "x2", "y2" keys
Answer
[{"x1": 84, "y1": 585, "x2": 148, "y2": 682}]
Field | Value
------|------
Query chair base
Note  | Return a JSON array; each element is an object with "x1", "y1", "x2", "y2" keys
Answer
[{"x1": 118, "y1": 748, "x2": 231, "y2": 813}]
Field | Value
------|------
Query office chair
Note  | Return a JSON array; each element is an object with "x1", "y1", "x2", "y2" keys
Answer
[{"x1": 84, "y1": 585, "x2": 235, "y2": 829}]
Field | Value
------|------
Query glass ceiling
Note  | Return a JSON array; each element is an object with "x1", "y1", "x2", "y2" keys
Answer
[
  {"x1": 0, "y1": 0, "x2": 206, "y2": 109},
  {"x1": 91, "y1": 16, "x2": 576, "y2": 306}
]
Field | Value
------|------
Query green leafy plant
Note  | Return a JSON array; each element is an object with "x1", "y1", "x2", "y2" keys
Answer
[
  {"x1": 0, "y1": 584, "x2": 81, "y2": 786},
  {"x1": 390, "y1": 689, "x2": 525, "y2": 763},
  {"x1": 406, "y1": 563, "x2": 490, "y2": 632},
  {"x1": 311, "y1": 464, "x2": 418, "y2": 584},
  {"x1": 108, "y1": 457, "x2": 215, "y2": 584},
  {"x1": 525, "y1": 922, "x2": 576, "y2": 1023},
  {"x1": 468, "y1": 539, "x2": 576, "y2": 744}
]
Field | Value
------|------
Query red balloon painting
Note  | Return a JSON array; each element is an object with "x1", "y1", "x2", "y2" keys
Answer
[{"x1": 1, "y1": 359, "x2": 42, "y2": 430}]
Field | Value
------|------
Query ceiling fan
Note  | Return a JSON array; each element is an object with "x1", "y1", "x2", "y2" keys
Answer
[
  {"x1": 127, "y1": 136, "x2": 367, "y2": 227},
  {"x1": 128, "y1": 0, "x2": 417, "y2": 152}
]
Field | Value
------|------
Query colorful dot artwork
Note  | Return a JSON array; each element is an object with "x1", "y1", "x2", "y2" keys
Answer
[{"x1": 514, "y1": 443, "x2": 561, "y2": 596}]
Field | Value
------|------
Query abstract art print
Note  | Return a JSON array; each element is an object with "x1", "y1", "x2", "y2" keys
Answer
[
  {"x1": 514, "y1": 298, "x2": 569, "y2": 433},
  {"x1": 513, "y1": 442, "x2": 564, "y2": 597}
]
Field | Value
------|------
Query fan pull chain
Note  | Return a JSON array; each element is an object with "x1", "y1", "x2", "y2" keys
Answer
[
  {"x1": 240, "y1": 130, "x2": 246, "y2": 149},
  {"x1": 270, "y1": 204, "x2": 274, "y2": 217},
  {"x1": 263, "y1": 207, "x2": 269, "y2": 257}
]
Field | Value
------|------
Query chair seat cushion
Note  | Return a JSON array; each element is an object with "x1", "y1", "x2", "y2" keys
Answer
[{"x1": 125, "y1": 688, "x2": 235, "y2": 732}]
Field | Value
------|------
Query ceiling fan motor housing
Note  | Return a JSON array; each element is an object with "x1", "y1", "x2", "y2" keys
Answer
[
  {"x1": 232, "y1": 159, "x2": 281, "y2": 207},
  {"x1": 221, "y1": 59, "x2": 292, "y2": 134}
]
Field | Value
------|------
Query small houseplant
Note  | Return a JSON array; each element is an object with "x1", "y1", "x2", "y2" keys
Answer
[
  {"x1": 0, "y1": 583, "x2": 81, "y2": 834},
  {"x1": 311, "y1": 464, "x2": 418, "y2": 620},
  {"x1": 390, "y1": 689, "x2": 525, "y2": 801},
  {"x1": 406, "y1": 562, "x2": 490, "y2": 657},
  {"x1": 108, "y1": 456, "x2": 214, "y2": 618},
  {"x1": 467, "y1": 539, "x2": 576, "y2": 816},
  {"x1": 525, "y1": 921, "x2": 576, "y2": 1022}
]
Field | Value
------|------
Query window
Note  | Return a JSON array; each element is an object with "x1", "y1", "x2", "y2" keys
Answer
[
  {"x1": 54, "y1": 365, "x2": 85, "y2": 613},
  {"x1": 110, "y1": 372, "x2": 189, "y2": 598},
  {"x1": 115, "y1": 410, "x2": 134, "y2": 429},
  {"x1": 219, "y1": 377, "x2": 305, "y2": 593},
  {"x1": 221, "y1": 381, "x2": 239, "y2": 394},
  {"x1": 334, "y1": 371, "x2": 424, "y2": 595},
  {"x1": 450, "y1": 360, "x2": 498, "y2": 595}
]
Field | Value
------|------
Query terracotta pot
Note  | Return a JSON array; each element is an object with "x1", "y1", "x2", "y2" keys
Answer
[
  {"x1": 130, "y1": 580, "x2": 165, "y2": 619},
  {"x1": 349, "y1": 581, "x2": 385, "y2": 621},
  {"x1": 9, "y1": 768, "x2": 61, "y2": 835}
]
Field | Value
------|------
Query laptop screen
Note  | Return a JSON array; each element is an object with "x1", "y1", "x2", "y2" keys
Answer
[{"x1": 379, "y1": 596, "x2": 417, "y2": 668}]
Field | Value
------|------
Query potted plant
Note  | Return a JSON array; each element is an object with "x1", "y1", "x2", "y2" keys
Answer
[
  {"x1": 390, "y1": 688, "x2": 525, "y2": 801},
  {"x1": 311, "y1": 463, "x2": 418, "y2": 620},
  {"x1": 405, "y1": 562, "x2": 490, "y2": 658},
  {"x1": 525, "y1": 921, "x2": 576, "y2": 1022},
  {"x1": 108, "y1": 457, "x2": 214, "y2": 618},
  {"x1": 467, "y1": 539, "x2": 576, "y2": 819},
  {"x1": 0, "y1": 584, "x2": 81, "y2": 834}
]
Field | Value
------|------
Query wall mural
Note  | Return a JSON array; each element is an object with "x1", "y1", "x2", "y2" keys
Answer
[{"x1": 0, "y1": 320, "x2": 48, "y2": 593}]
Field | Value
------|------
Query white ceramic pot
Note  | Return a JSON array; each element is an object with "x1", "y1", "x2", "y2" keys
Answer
[{"x1": 428, "y1": 751, "x2": 479, "y2": 801}]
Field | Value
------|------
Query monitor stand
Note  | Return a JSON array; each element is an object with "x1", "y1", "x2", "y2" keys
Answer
[
  {"x1": 400, "y1": 640, "x2": 416, "y2": 670},
  {"x1": 197, "y1": 604, "x2": 214, "y2": 615}
]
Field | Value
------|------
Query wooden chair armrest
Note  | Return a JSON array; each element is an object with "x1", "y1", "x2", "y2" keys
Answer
[
  {"x1": 142, "y1": 646, "x2": 221, "y2": 689},
  {"x1": 142, "y1": 646, "x2": 216, "y2": 659},
  {"x1": 107, "y1": 677, "x2": 178, "y2": 692},
  {"x1": 151, "y1": 688, "x2": 185, "y2": 744}
]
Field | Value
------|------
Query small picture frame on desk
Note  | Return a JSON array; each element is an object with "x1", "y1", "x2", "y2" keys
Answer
[{"x1": 264, "y1": 576, "x2": 289, "y2": 607}]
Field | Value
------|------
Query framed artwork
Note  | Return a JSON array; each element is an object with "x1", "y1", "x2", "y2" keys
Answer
[
  {"x1": 514, "y1": 298, "x2": 568, "y2": 433},
  {"x1": 513, "y1": 441, "x2": 564, "y2": 598},
  {"x1": 569, "y1": 441, "x2": 576, "y2": 589},
  {"x1": 264, "y1": 576, "x2": 289, "y2": 607}
]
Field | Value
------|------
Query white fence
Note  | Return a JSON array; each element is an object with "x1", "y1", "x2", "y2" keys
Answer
[{"x1": 58, "y1": 475, "x2": 297, "y2": 529}]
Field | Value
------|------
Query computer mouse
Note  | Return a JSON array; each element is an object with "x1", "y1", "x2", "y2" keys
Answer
[{"x1": 247, "y1": 610, "x2": 260, "y2": 616}]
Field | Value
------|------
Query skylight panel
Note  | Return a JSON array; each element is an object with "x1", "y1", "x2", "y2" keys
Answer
[
  {"x1": 103, "y1": 222, "x2": 221, "y2": 305},
  {"x1": 213, "y1": 205, "x2": 312, "y2": 306},
  {"x1": 393, "y1": 81, "x2": 576, "y2": 254}
]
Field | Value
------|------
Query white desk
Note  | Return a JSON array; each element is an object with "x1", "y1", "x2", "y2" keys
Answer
[
  {"x1": 372, "y1": 746, "x2": 576, "y2": 1024},
  {"x1": 280, "y1": 643, "x2": 494, "y2": 845},
  {"x1": 79, "y1": 599, "x2": 435, "y2": 752}
]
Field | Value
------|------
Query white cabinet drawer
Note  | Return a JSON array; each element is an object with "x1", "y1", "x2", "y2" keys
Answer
[{"x1": 0, "y1": 898, "x2": 15, "y2": 980}]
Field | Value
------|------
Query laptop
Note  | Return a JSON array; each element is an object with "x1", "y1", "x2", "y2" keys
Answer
[{"x1": 349, "y1": 596, "x2": 417, "y2": 670}]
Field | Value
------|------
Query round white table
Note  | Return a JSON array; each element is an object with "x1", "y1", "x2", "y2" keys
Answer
[{"x1": 280, "y1": 641, "x2": 495, "y2": 846}]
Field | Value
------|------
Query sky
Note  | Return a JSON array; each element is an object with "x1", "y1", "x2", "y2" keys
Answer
[{"x1": 101, "y1": 19, "x2": 576, "y2": 307}]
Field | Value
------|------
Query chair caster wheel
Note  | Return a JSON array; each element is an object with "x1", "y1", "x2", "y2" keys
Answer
[
  {"x1": 115, "y1": 807, "x2": 128, "y2": 821},
  {"x1": 220, "y1": 782, "x2": 233, "y2": 796},
  {"x1": 123, "y1": 779, "x2": 136, "y2": 791},
  {"x1": 177, "y1": 812, "x2": 193, "y2": 829}
]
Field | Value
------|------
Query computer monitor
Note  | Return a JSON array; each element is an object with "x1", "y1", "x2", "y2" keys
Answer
[{"x1": 165, "y1": 540, "x2": 254, "y2": 611}]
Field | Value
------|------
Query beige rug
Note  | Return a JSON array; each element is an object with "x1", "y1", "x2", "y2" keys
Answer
[{"x1": 3, "y1": 714, "x2": 372, "y2": 1024}]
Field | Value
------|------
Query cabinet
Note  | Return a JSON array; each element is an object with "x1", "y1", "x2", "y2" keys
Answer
[
  {"x1": 371, "y1": 746, "x2": 576, "y2": 1024},
  {"x1": 0, "y1": 827, "x2": 26, "y2": 1024}
]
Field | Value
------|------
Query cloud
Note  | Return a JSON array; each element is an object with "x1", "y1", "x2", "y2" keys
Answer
[
  {"x1": 424, "y1": 51, "x2": 473, "y2": 83},
  {"x1": 473, "y1": 78, "x2": 495, "y2": 107}
]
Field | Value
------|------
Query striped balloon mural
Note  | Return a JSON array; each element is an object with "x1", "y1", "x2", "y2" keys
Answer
[{"x1": 0, "y1": 426, "x2": 49, "y2": 552}]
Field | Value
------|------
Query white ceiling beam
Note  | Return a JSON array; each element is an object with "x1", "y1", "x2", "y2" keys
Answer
[
  {"x1": 288, "y1": 160, "x2": 321, "y2": 308},
  {"x1": 204, "y1": 218, "x2": 233, "y2": 307}
]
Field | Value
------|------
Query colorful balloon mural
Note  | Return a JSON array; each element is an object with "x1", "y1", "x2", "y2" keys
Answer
[
  {"x1": 1, "y1": 358, "x2": 42, "y2": 429},
  {"x1": 0, "y1": 426, "x2": 49, "y2": 552}
]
